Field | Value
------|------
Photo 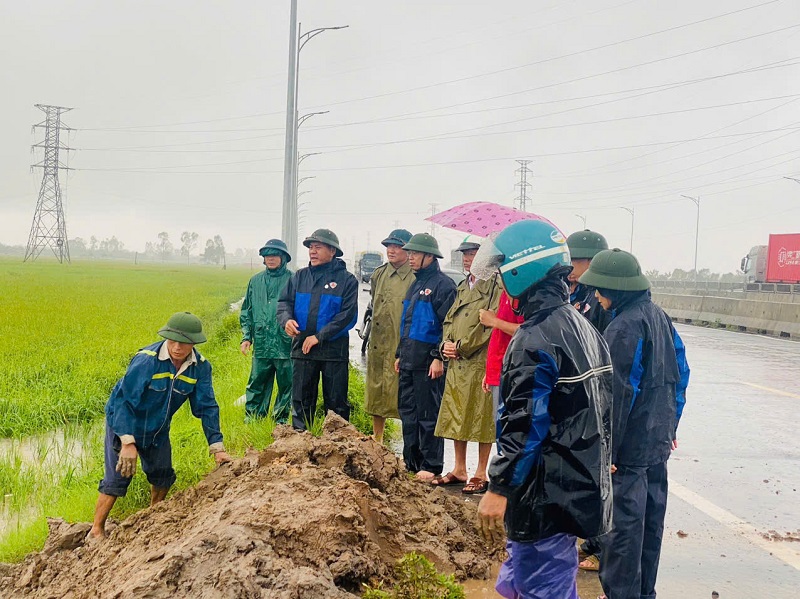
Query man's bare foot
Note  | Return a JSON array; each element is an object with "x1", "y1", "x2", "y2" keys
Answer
[
  {"x1": 85, "y1": 529, "x2": 106, "y2": 546},
  {"x1": 415, "y1": 470, "x2": 436, "y2": 481}
]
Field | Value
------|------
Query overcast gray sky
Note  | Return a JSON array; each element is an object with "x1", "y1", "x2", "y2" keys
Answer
[{"x1": 1, "y1": 0, "x2": 798, "y2": 273}]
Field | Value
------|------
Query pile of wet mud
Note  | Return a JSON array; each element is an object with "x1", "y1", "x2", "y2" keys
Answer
[{"x1": 0, "y1": 414, "x2": 497, "y2": 598}]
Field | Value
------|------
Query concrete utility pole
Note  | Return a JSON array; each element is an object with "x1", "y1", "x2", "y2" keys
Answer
[
  {"x1": 280, "y1": 0, "x2": 347, "y2": 261},
  {"x1": 681, "y1": 195, "x2": 700, "y2": 280},
  {"x1": 25, "y1": 104, "x2": 73, "y2": 263},
  {"x1": 514, "y1": 160, "x2": 532, "y2": 211},
  {"x1": 620, "y1": 207, "x2": 635, "y2": 253}
]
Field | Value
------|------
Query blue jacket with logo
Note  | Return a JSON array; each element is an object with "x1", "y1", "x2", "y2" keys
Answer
[
  {"x1": 105, "y1": 341, "x2": 224, "y2": 449},
  {"x1": 396, "y1": 260, "x2": 457, "y2": 371},
  {"x1": 277, "y1": 258, "x2": 359, "y2": 361},
  {"x1": 604, "y1": 291, "x2": 690, "y2": 466}
]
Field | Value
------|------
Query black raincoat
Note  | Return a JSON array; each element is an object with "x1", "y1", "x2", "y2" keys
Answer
[{"x1": 488, "y1": 275, "x2": 613, "y2": 543}]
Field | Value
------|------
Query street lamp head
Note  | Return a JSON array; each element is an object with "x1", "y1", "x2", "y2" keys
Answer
[{"x1": 681, "y1": 194, "x2": 700, "y2": 206}]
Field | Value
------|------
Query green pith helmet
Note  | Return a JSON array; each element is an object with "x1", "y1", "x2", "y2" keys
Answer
[
  {"x1": 456, "y1": 234, "x2": 482, "y2": 253},
  {"x1": 402, "y1": 233, "x2": 444, "y2": 259},
  {"x1": 578, "y1": 248, "x2": 650, "y2": 291},
  {"x1": 303, "y1": 228, "x2": 343, "y2": 257},
  {"x1": 381, "y1": 228, "x2": 413, "y2": 247},
  {"x1": 259, "y1": 238, "x2": 292, "y2": 263},
  {"x1": 158, "y1": 312, "x2": 207, "y2": 344},
  {"x1": 566, "y1": 229, "x2": 608, "y2": 260}
]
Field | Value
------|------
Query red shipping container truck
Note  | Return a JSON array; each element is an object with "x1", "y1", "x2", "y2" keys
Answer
[
  {"x1": 741, "y1": 233, "x2": 800, "y2": 284},
  {"x1": 766, "y1": 233, "x2": 800, "y2": 283}
]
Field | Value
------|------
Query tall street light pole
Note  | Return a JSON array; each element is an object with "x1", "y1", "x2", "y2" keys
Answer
[
  {"x1": 280, "y1": 0, "x2": 347, "y2": 261},
  {"x1": 681, "y1": 195, "x2": 700, "y2": 280},
  {"x1": 620, "y1": 207, "x2": 634, "y2": 252},
  {"x1": 575, "y1": 214, "x2": 587, "y2": 229}
]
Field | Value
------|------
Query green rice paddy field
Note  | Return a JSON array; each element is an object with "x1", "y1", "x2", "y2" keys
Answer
[{"x1": 0, "y1": 258, "x2": 372, "y2": 562}]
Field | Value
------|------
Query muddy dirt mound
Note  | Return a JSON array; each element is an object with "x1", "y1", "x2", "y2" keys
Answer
[{"x1": 1, "y1": 414, "x2": 498, "y2": 598}]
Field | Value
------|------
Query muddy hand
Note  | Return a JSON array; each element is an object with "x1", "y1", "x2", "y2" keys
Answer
[
  {"x1": 116, "y1": 443, "x2": 138, "y2": 478},
  {"x1": 477, "y1": 491, "x2": 507, "y2": 545}
]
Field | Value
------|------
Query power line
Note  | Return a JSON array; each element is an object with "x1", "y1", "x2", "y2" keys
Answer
[
  {"x1": 71, "y1": 19, "x2": 796, "y2": 137},
  {"x1": 72, "y1": 125, "x2": 800, "y2": 174},
  {"x1": 304, "y1": 1, "x2": 785, "y2": 111}
]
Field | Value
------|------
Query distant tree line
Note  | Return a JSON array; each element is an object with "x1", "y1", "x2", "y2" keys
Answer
[
  {"x1": 646, "y1": 268, "x2": 744, "y2": 283},
  {"x1": 0, "y1": 232, "x2": 262, "y2": 266}
]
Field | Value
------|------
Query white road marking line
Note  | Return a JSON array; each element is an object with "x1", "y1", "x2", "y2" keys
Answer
[
  {"x1": 669, "y1": 480, "x2": 800, "y2": 571},
  {"x1": 740, "y1": 381, "x2": 800, "y2": 400}
]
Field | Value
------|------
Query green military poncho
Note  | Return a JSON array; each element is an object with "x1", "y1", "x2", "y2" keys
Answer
[
  {"x1": 364, "y1": 260, "x2": 413, "y2": 418},
  {"x1": 240, "y1": 264, "x2": 293, "y2": 359},
  {"x1": 435, "y1": 276, "x2": 500, "y2": 443}
]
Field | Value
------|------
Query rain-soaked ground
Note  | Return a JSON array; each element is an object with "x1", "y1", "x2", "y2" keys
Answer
[{"x1": 352, "y1": 287, "x2": 800, "y2": 597}]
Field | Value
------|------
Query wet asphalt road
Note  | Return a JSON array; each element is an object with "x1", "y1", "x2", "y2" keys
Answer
[{"x1": 352, "y1": 286, "x2": 800, "y2": 597}]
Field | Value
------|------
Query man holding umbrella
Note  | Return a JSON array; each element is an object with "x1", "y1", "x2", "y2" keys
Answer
[{"x1": 433, "y1": 234, "x2": 499, "y2": 494}]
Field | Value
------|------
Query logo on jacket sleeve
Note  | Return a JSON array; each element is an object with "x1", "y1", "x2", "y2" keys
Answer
[
  {"x1": 424, "y1": 288, "x2": 432, "y2": 295},
  {"x1": 329, "y1": 282, "x2": 337, "y2": 289}
]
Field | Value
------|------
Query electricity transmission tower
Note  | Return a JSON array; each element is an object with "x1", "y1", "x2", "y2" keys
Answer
[
  {"x1": 514, "y1": 160, "x2": 532, "y2": 211},
  {"x1": 25, "y1": 104, "x2": 73, "y2": 263},
  {"x1": 429, "y1": 203, "x2": 438, "y2": 236}
]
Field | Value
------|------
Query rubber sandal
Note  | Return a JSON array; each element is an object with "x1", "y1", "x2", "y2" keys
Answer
[
  {"x1": 579, "y1": 554, "x2": 600, "y2": 572},
  {"x1": 430, "y1": 472, "x2": 467, "y2": 486},
  {"x1": 461, "y1": 477, "x2": 488, "y2": 494}
]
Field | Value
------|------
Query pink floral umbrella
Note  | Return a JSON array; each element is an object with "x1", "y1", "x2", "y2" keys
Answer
[{"x1": 425, "y1": 201, "x2": 559, "y2": 236}]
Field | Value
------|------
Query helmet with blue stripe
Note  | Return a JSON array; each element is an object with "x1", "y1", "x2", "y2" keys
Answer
[{"x1": 491, "y1": 220, "x2": 571, "y2": 298}]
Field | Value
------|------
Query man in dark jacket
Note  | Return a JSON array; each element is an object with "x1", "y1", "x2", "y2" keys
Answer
[
  {"x1": 475, "y1": 220, "x2": 613, "y2": 599},
  {"x1": 566, "y1": 228, "x2": 612, "y2": 571},
  {"x1": 240, "y1": 239, "x2": 293, "y2": 423},
  {"x1": 89, "y1": 312, "x2": 231, "y2": 540},
  {"x1": 580, "y1": 248, "x2": 690, "y2": 599},
  {"x1": 277, "y1": 229, "x2": 358, "y2": 431},
  {"x1": 393, "y1": 233, "x2": 457, "y2": 481},
  {"x1": 567, "y1": 229, "x2": 612, "y2": 334}
]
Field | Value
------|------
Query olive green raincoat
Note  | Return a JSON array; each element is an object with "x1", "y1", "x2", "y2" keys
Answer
[
  {"x1": 365, "y1": 260, "x2": 414, "y2": 418},
  {"x1": 240, "y1": 262, "x2": 293, "y2": 420},
  {"x1": 435, "y1": 276, "x2": 500, "y2": 443}
]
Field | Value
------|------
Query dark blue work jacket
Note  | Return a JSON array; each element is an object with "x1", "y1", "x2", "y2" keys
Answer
[
  {"x1": 603, "y1": 292, "x2": 690, "y2": 466},
  {"x1": 396, "y1": 260, "x2": 457, "y2": 371},
  {"x1": 105, "y1": 341, "x2": 223, "y2": 449},
  {"x1": 277, "y1": 258, "x2": 359, "y2": 361}
]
